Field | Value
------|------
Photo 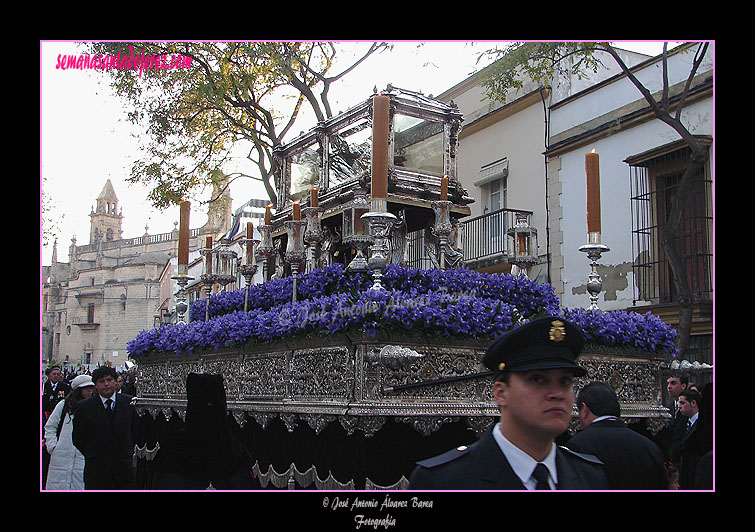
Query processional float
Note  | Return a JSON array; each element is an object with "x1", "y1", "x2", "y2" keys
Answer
[{"x1": 131, "y1": 88, "x2": 677, "y2": 490}]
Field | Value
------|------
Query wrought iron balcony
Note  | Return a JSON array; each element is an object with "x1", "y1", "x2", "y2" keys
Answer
[{"x1": 405, "y1": 207, "x2": 536, "y2": 270}]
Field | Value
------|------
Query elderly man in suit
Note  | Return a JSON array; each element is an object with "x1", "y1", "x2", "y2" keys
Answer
[
  {"x1": 72, "y1": 366, "x2": 138, "y2": 490},
  {"x1": 43, "y1": 366, "x2": 71, "y2": 420},
  {"x1": 565, "y1": 381, "x2": 668, "y2": 490},
  {"x1": 408, "y1": 317, "x2": 608, "y2": 490}
]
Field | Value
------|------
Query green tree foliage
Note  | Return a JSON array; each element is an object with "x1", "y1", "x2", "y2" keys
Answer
[
  {"x1": 477, "y1": 42, "x2": 605, "y2": 104},
  {"x1": 81, "y1": 42, "x2": 389, "y2": 209}
]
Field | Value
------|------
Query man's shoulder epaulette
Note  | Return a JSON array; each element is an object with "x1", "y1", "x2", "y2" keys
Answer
[
  {"x1": 416, "y1": 444, "x2": 472, "y2": 469},
  {"x1": 559, "y1": 446, "x2": 604, "y2": 465}
]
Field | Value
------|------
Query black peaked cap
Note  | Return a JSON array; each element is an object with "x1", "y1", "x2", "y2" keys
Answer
[{"x1": 483, "y1": 317, "x2": 586, "y2": 377}]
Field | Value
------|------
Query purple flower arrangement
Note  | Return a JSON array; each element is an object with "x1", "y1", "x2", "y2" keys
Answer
[
  {"x1": 127, "y1": 263, "x2": 678, "y2": 357},
  {"x1": 188, "y1": 263, "x2": 561, "y2": 322},
  {"x1": 127, "y1": 288, "x2": 518, "y2": 355},
  {"x1": 561, "y1": 307, "x2": 678, "y2": 356}
]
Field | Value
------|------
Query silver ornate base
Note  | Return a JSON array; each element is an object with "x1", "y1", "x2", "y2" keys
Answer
[
  {"x1": 132, "y1": 335, "x2": 671, "y2": 490},
  {"x1": 133, "y1": 335, "x2": 670, "y2": 437}
]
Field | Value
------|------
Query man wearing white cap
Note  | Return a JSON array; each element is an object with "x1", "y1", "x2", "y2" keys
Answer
[{"x1": 44, "y1": 375, "x2": 95, "y2": 490}]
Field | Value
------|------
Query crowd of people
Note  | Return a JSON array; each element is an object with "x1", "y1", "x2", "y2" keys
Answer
[
  {"x1": 40, "y1": 318, "x2": 713, "y2": 491},
  {"x1": 654, "y1": 375, "x2": 714, "y2": 489},
  {"x1": 42, "y1": 364, "x2": 138, "y2": 490}
]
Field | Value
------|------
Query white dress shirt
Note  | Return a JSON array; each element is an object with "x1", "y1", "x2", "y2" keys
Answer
[
  {"x1": 492, "y1": 422, "x2": 558, "y2": 489},
  {"x1": 99, "y1": 394, "x2": 115, "y2": 410}
]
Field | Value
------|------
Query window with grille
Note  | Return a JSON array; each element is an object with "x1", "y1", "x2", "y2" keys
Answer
[{"x1": 628, "y1": 140, "x2": 712, "y2": 305}]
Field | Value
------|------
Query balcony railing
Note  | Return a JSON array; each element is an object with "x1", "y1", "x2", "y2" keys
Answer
[
  {"x1": 76, "y1": 228, "x2": 202, "y2": 253},
  {"x1": 462, "y1": 207, "x2": 533, "y2": 264},
  {"x1": 406, "y1": 207, "x2": 534, "y2": 269}
]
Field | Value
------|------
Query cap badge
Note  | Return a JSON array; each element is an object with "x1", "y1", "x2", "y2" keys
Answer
[{"x1": 549, "y1": 320, "x2": 566, "y2": 342}]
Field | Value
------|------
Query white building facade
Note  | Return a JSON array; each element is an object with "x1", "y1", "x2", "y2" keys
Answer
[
  {"x1": 437, "y1": 44, "x2": 651, "y2": 283},
  {"x1": 545, "y1": 43, "x2": 713, "y2": 364}
]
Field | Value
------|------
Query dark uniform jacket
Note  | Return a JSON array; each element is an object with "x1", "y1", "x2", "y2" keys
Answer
[
  {"x1": 408, "y1": 426, "x2": 608, "y2": 490},
  {"x1": 72, "y1": 392, "x2": 138, "y2": 490},
  {"x1": 565, "y1": 418, "x2": 667, "y2": 490},
  {"x1": 43, "y1": 380, "x2": 71, "y2": 419}
]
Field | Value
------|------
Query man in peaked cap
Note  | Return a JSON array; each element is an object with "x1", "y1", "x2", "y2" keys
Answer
[{"x1": 408, "y1": 317, "x2": 608, "y2": 490}]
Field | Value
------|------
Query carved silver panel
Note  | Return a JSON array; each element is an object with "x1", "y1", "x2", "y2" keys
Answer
[
  {"x1": 290, "y1": 346, "x2": 354, "y2": 399},
  {"x1": 240, "y1": 352, "x2": 288, "y2": 399},
  {"x1": 577, "y1": 353, "x2": 666, "y2": 413},
  {"x1": 377, "y1": 344, "x2": 491, "y2": 403},
  {"x1": 134, "y1": 339, "x2": 670, "y2": 437}
]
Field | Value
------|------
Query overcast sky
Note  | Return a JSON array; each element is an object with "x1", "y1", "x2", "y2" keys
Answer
[{"x1": 40, "y1": 40, "x2": 670, "y2": 267}]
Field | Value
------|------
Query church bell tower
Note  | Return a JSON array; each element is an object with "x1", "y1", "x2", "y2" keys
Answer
[{"x1": 89, "y1": 179, "x2": 123, "y2": 244}]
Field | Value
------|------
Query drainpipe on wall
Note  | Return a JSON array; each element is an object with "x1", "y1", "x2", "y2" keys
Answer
[{"x1": 539, "y1": 85, "x2": 552, "y2": 285}]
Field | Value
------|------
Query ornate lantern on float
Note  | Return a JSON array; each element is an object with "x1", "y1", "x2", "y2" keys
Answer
[
  {"x1": 506, "y1": 211, "x2": 538, "y2": 277},
  {"x1": 213, "y1": 236, "x2": 238, "y2": 289}
]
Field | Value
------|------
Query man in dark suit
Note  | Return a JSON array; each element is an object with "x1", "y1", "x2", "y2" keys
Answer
[
  {"x1": 677, "y1": 388, "x2": 712, "y2": 489},
  {"x1": 565, "y1": 381, "x2": 667, "y2": 490},
  {"x1": 666, "y1": 375, "x2": 689, "y2": 466},
  {"x1": 72, "y1": 366, "x2": 138, "y2": 490},
  {"x1": 409, "y1": 317, "x2": 608, "y2": 490}
]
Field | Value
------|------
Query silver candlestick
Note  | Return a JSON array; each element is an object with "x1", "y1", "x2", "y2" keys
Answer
[
  {"x1": 431, "y1": 200, "x2": 453, "y2": 270},
  {"x1": 239, "y1": 237, "x2": 259, "y2": 313},
  {"x1": 170, "y1": 269, "x2": 194, "y2": 324},
  {"x1": 200, "y1": 273, "x2": 217, "y2": 321},
  {"x1": 200, "y1": 244, "x2": 217, "y2": 321},
  {"x1": 362, "y1": 198, "x2": 397, "y2": 291},
  {"x1": 578, "y1": 234, "x2": 610, "y2": 311},
  {"x1": 303, "y1": 206, "x2": 324, "y2": 272},
  {"x1": 256, "y1": 223, "x2": 276, "y2": 281},
  {"x1": 284, "y1": 219, "x2": 307, "y2": 303}
]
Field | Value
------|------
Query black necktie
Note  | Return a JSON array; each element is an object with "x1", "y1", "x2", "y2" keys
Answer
[
  {"x1": 532, "y1": 463, "x2": 551, "y2": 490},
  {"x1": 105, "y1": 398, "x2": 114, "y2": 421}
]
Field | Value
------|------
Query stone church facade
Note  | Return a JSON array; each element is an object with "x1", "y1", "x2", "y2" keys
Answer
[{"x1": 41, "y1": 179, "x2": 232, "y2": 369}]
